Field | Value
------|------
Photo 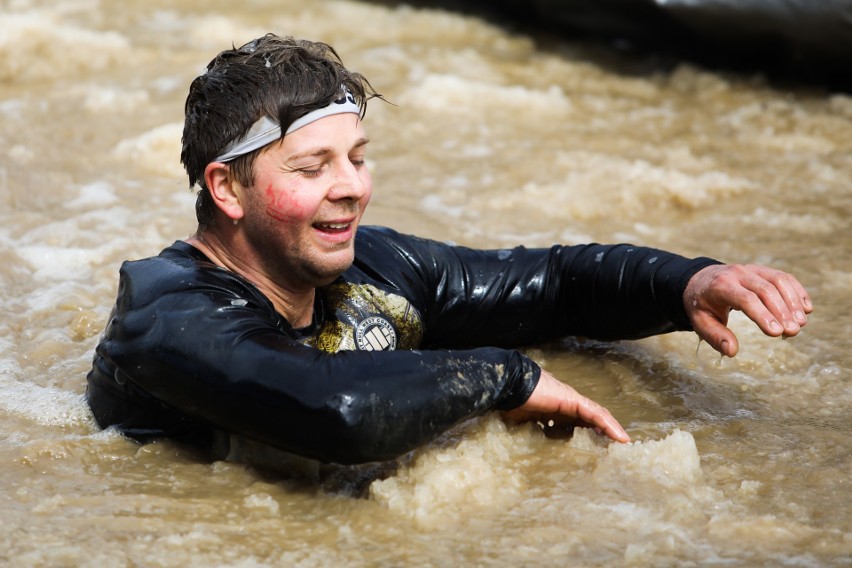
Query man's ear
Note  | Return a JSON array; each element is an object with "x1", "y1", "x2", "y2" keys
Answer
[{"x1": 204, "y1": 162, "x2": 245, "y2": 222}]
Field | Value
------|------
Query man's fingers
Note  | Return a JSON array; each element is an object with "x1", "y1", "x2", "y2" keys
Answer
[
  {"x1": 737, "y1": 287, "x2": 791, "y2": 337},
  {"x1": 691, "y1": 309, "x2": 739, "y2": 357},
  {"x1": 750, "y1": 265, "x2": 812, "y2": 327},
  {"x1": 735, "y1": 267, "x2": 804, "y2": 337},
  {"x1": 574, "y1": 397, "x2": 630, "y2": 443}
]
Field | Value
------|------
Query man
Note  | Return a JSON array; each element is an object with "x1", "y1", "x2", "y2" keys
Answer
[{"x1": 86, "y1": 34, "x2": 812, "y2": 465}]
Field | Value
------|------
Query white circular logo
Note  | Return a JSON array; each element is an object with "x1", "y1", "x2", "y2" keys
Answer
[{"x1": 355, "y1": 316, "x2": 397, "y2": 351}]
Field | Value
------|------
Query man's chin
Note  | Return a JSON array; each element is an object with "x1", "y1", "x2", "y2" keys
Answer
[{"x1": 311, "y1": 254, "x2": 355, "y2": 286}]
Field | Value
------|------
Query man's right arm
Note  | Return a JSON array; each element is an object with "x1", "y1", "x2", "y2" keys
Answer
[{"x1": 87, "y1": 258, "x2": 541, "y2": 465}]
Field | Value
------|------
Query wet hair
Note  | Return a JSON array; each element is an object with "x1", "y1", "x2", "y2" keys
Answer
[{"x1": 180, "y1": 34, "x2": 380, "y2": 229}]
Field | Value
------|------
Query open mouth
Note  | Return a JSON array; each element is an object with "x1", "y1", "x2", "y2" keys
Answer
[{"x1": 313, "y1": 221, "x2": 351, "y2": 234}]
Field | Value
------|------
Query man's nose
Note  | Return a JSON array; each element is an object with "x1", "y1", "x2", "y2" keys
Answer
[{"x1": 328, "y1": 160, "x2": 367, "y2": 201}]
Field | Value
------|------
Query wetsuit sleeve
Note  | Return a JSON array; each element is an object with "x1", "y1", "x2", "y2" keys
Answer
[
  {"x1": 89, "y1": 257, "x2": 539, "y2": 465},
  {"x1": 366, "y1": 229, "x2": 721, "y2": 348}
]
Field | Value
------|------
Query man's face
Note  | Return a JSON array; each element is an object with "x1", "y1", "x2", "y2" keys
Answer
[{"x1": 239, "y1": 112, "x2": 372, "y2": 289}]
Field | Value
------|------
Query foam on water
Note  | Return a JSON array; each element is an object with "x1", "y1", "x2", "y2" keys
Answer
[
  {"x1": 404, "y1": 74, "x2": 574, "y2": 121},
  {"x1": 370, "y1": 416, "x2": 533, "y2": 528},
  {"x1": 64, "y1": 182, "x2": 119, "y2": 209},
  {"x1": 370, "y1": 420, "x2": 721, "y2": 536},
  {"x1": 82, "y1": 87, "x2": 150, "y2": 114},
  {"x1": 737, "y1": 207, "x2": 846, "y2": 235},
  {"x1": 0, "y1": 10, "x2": 129, "y2": 83},
  {"x1": 183, "y1": 15, "x2": 267, "y2": 50},
  {"x1": 112, "y1": 123, "x2": 186, "y2": 179},
  {"x1": 369, "y1": 425, "x2": 759, "y2": 564},
  {"x1": 594, "y1": 429, "x2": 705, "y2": 492},
  {"x1": 488, "y1": 150, "x2": 753, "y2": 222},
  {"x1": 0, "y1": 343, "x2": 91, "y2": 429},
  {"x1": 16, "y1": 245, "x2": 113, "y2": 281}
]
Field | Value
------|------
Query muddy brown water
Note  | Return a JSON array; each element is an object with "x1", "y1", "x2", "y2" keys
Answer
[{"x1": 1, "y1": 1, "x2": 850, "y2": 566}]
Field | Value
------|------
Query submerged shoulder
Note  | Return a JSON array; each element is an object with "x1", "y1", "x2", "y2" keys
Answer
[
  {"x1": 117, "y1": 241, "x2": 263, "y2": 308},
  {"x1": 120, "y1": 241, "x2": 212, "y2": 287}
]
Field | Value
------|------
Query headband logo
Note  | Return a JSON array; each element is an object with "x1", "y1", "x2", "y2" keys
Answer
[{"x1": 335, "y1": 89, "x2": 356, "y2": 106}]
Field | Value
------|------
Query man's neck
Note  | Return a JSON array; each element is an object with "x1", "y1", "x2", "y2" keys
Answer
[{"x1": 186, "y1": 230, "x2": 316, "y2": 329}]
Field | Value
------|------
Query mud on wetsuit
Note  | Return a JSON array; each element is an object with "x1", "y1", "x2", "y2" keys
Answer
[{"x1": 86, "y1": 226, "x2": 718, "y2": 464}]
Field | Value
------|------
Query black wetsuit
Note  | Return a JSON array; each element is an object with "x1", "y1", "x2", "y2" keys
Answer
[{"x1": 86, "y1": 226, "x2": 718, "y2": 464}]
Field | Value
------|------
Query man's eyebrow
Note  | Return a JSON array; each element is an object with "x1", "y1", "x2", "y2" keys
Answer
[
  {"x1": 286, "y1": 137, "x2": 370, "y2": 161},
  {"x1": 286, "y1": 147, "x2": 331, "y2": 161}
]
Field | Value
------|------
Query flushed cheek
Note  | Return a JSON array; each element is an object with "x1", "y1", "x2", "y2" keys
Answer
[{"x1": 263, "y1": 183, "x2": 313, "y2": 223}]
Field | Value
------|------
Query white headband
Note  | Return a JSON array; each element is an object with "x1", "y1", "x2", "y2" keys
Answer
[{"x1": 214, "y1": 90, "x2": 361, "y2": 163}]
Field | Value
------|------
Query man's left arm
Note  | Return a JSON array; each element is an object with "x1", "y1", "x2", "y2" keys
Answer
[
  {"x1": 390, "y1": 235, "x2": 719, "y2": 347},
  {"x1": 366, "y1": 228, "x2": 813, "y2": 355}
]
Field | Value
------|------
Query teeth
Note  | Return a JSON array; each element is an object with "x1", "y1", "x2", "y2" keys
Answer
[{"x1": 318, "y1": 222, "x2": 348, "y2": 229}]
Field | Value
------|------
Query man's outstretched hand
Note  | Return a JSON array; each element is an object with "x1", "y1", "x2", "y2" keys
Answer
[
  {"x1": 684, "y1": 264, "x2": 813, "y2": 357},
  {"x1": 503, "y1": 370, "x2": 631, "y2": 443}
]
